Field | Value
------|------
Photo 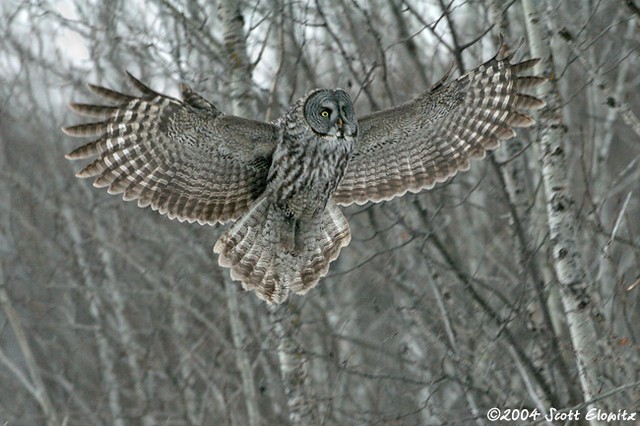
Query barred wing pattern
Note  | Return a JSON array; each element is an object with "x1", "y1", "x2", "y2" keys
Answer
[
  {"x1": 333, "y1": 54, "x2": 545, "y2": 206},
  {"x1": 64, "y1": 73, "x2": 279, "y2": 225}
]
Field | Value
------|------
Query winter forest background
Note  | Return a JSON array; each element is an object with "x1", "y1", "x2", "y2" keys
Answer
[{"x1": 0, "y1": 0, "x2": 639, "y2": 425}]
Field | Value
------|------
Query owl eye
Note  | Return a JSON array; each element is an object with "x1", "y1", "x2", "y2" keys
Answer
[{"x1": 320, "y1": 109, "x2": 330, "y2": 118}]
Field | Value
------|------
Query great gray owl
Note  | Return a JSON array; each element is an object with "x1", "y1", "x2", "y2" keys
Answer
[{"x1": 64, "y1": 49, "x2": 544, "y2": 303}]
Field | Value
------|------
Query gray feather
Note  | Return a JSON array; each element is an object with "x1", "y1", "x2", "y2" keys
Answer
[
  {"x1": 65, "y1": 73, "x2": 280, "y2": 225},
  {"x1": 334, "y1": 54, "x2": 546, "y2": 206}
]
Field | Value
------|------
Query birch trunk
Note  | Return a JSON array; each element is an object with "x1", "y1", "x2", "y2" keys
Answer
[
  {"x1": 522, "y1": 1, "x2": 605, "y2": 422},
  {"x1": 269, "y1": 303, "x2": 319, "y2": 426},
  {"x1": 218, "y1": 1, "x2": 319, "y2": 424},
  {"x1": 217, "y1": 2, "x2": 260, "y2": 425},
  {"x1": 219, "y1": 0, "x2": 256, "y2": 118}
]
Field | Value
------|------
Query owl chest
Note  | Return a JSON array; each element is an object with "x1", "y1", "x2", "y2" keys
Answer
[{"x1": 268, "y1": 137, "x2": 353, "y2": 218}]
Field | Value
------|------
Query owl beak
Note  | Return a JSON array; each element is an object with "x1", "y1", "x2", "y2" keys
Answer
[{"x1": 336, "y1": 118, "x2": 345, "y2": 138}]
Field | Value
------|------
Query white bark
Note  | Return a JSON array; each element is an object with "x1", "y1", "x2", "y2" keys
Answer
[
  {"x1": 217, "y1": 3, "x2": 261, "y2": 425},
  {"x1": 269, "y1": 303, "x2": 319, "y2": 426},
  {"x1": 218, "y1": 2, "x2": 319, "y2": 424},
  {"x1": 522, "y1": 1, "x2": 606, "y2": 423},
  {"x1": 543, "y1": 9, "x2": 638, "y2": 335},
  {"x1": 219, "y1": 0, "x2": 257, "y2": 118},
  {"x1": 223, "y1": 278, "x2": 260, "y2": 426}
]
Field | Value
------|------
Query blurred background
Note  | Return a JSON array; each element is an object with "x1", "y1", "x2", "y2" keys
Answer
[{"x1": 0, "y1": 0, "x2": 638, "y2": 424}]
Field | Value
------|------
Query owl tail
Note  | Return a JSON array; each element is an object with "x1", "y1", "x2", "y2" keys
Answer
[{"x1": 213, "y1": 196, "x2": 351, "y2": 304}]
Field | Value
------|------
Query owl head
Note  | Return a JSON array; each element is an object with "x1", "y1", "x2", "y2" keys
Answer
[{"x1": 303, "y1": 89, "x2": 357, "y2": 139}]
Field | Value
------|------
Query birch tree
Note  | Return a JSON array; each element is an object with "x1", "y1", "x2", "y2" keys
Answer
[{"x1": 523, "y1": 1, "x2": 606, "y2": 422}]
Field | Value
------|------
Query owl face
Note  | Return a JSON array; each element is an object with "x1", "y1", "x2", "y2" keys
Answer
[{"x1": 304, "y1": 89, "x2": 357, "y2": 139}]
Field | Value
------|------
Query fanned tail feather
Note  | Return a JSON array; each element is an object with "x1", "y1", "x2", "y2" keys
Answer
[{"x1": 214, "y1": 198, "x2": 351, "y2": 303}]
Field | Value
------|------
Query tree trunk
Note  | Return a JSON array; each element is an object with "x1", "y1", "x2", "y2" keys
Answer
[
  {"x1": 522, "y1": 1, "x2": 606, "y2": 423},
  {"x1": 217, "y1": 2, "x2": 261, "y2": 425},
  {"x1": 269, "y1": 302, "x2": 319, "y2": 426}
]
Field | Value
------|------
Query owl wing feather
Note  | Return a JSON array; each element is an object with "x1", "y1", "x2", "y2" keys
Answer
[
  {"x1": 333, "y1": 52, "x2": 545, "y2": 206},
  {"x1": 64, "y1": 72, "x2": 280, "y2": 225}
]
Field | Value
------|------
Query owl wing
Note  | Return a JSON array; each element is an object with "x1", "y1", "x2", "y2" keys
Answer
[
  {"x1": 64, "y1": 73, "x2": 280, "y2": 225},
  {"x1": 333, "y1": 52, "x2": 545, "y2": 206}
]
